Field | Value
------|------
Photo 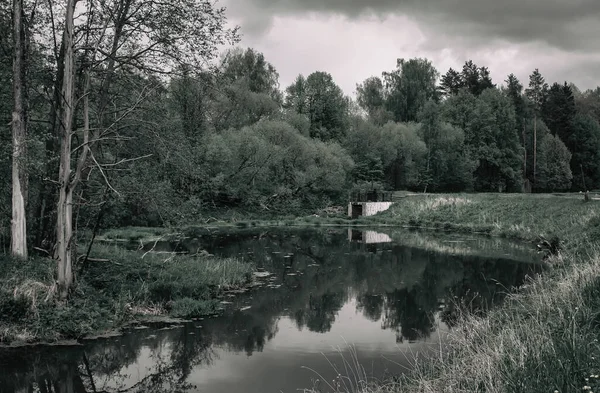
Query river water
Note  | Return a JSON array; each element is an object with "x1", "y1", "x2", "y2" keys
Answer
[{"x1": 0, "y1": 227, "x2": 542, "y2": 393}]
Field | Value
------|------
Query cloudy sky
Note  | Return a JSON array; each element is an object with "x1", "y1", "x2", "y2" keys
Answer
[{"x1": 219, "y1": 0, "x2": 600, "y2": 97}]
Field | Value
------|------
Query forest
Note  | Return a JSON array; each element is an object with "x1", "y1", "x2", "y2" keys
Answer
[{"x1": 2, "y1": 1, "x2": 600, "y2": 297}]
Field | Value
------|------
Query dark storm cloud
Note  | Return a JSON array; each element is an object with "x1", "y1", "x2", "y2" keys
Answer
[{"x1": 224, "y1": 0, "x2": 600, "y2": 51}]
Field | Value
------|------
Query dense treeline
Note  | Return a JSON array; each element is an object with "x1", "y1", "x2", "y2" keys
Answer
[{"x1": 2, "y1": 2, "x2": 600, "y2": 293}]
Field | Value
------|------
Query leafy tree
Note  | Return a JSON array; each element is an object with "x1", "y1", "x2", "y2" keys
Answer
[
  {"x1": 217, "y1": 120, "x2": 354, "y2": 210},
  {"x1": 478, "y1": 88, "x2": 523, "y2": 191},
  {"x1": 568, "y1": 114, "x2": 600, "y2": 191},
  {"x1": 439, "y1": 67, "x2": 462, "y2": 98},
  {"x1": 344, "y1": 118, "x2": 428, "y2": 190},
  {"x1": 383, "y1": 58, "x2": 439, "y2": 122},
  {"x1": 460, "y1": 61, "x2": 495, "y2": 96},
  {"x1": 210, "y1": 48, "x2": 282, "y2": 131},
  {"x1": 575, "y1": 87, "x2": 600, "y2": 123},
  {"x1": 344, "y1": 118, "x2": 387, "y2": 185},
  {"x1": 169, "y1": 69, "x2": 214, "y2": 140},
  {"x1": 542, "y1": 82, "x2": 576, "y2": 142},
  {"x1": 356, "y1": 76, "x2": 392, "y2": 125},
  {"x1": 284, "y1": 75, "x2": 309, "y2": 114},
  {"x1": 536, "y1": 134, "x2": 573, "y2": 192},
  {"x1": 212, "y1": 80, "x2": 281, "y2": 131},
  {"x1": 441, "y1": 89, "x2": 478, "y2": 145},
  {"x1": 220, "y1": 47, "x2": 281, "y2": 101},
  {"x1": 525, "y1": 68, "x2": 548, "y2": 186},
  {"x1": 380, "y1": 122, "x2": 428, "y2": 190},
  {"x1": 419, "y1": 101, "x2": 474, "y2": 191},
  {"x1": 285, "y1": 71, "x2": 349, "y2": 142},
  {"x1": 278, "y1": 111, "x2": 311, "y2": 137},
  {"x1": 442, "y1": 88, "x2": 522, "y2": 191},
  {"x1": 504, "y1": 74, "x2": 528, "y2": 180}
]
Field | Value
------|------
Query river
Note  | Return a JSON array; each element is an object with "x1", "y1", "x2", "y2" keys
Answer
[{"x1": 0, "y1": 227, "x2": 543, "y2": 393}]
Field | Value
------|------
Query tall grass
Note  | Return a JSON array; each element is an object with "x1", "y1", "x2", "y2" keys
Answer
[
  {"x1": 307, "y1": 194, "x2": 600, "y2": 393},
  {"x1": 367, "y1": 193, "x2": 599, "y2": 246},
  {"x1": 302, "y1": 345, "x2": 371, "y2": 393},
  {"x1": 0, "y1": 244, "x2": 254, "y2": 344},
  {"x1": 382, "y1": 251, "x2": 600, "y2": 393}
]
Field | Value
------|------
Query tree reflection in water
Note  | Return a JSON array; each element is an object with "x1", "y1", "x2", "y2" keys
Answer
[{"x1": 0, "y1": 228, "x2": 543, "y2": 393}]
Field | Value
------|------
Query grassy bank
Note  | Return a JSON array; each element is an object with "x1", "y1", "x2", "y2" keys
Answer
[
  {"x1": 362, "y1": 193, "x2": 599, "y2": 247},
  {"x1": 0, "y1": 245, "x2": 254, "y2": 345},
  {"x1": 318, "y1": 193, "x2": 600, "y2": 393}
]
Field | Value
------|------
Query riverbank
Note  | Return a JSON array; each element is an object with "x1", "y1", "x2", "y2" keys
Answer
[
  {"x1": 96, "y1": 192, "x2": 599, "y2": 247},
  {"x1": 2, "y1": 190, "x2": 599, "y2": 382},
  {"x1": 334, "y1": 193, "x2": 600, "y2": 393},
  {"x1": 0, "y1": 246, "x2": 254, "y2": 345}
]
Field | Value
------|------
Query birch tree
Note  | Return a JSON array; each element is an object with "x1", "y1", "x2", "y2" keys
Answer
[
  {"x1": 53, "y1": 0, "x2": 239, "y2": 298},
  {"x1": 11, "y1": 0, "x2": 27, "y2": 258},
  {"x1": 55, "y1": 0, "x2": 75, "y2": 298}
]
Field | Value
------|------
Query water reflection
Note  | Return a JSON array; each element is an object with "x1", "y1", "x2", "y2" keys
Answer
[{"x1": 0, "y1": 228, "x2": 542, "y2": 393}]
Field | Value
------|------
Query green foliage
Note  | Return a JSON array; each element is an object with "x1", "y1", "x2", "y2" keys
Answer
[
  {"x1": 576, "y1": 87, "x2": 600, "y2": 122},
  {"x1": 213, "y1": 120, "x2": 353, "y2": 210},
  {"x1": 170, "y1": 298, "x2": 220, "y2": 318},
  {"x1": 356, "y1": 76, "x2": 392, "y2": 125},
  {"x1": 0, "y1": 292, "x2": 30, "y2": 322},
  {"x1": 569, "y1": 114, "x2": 600, "y2": 191},
  {"x1": 383, "y1": 58, "x2": 439, "y2": 122},
  {"x1": 344, "y1": 118, "x2": 427, "y2": 190},
  {"x1": 0, "y1": 245, "x2": 254, "y2": 343},
  {"x1": 536, "y1": 134, "x2": 573, "y2": 192},
  {"x1": 219, "y1": 47, "x2": 282, "y2": 102},
  {"x1": 460, "y1": 60, "x2": 495, "y2": 96},
  {"x1": 419, "y1": 101, "x2": 475, "y2": 191},
  {"x1": 438, "y1": 67, "x2": 462, "y2": 98},
  {"x1": 439, "y1": 61, "x2": 495, "y2": 98},
  {"x1": 285, "y1": 72, "x2": 350, "y2": 141},
  {"x1": 442, "y1": 89, "x2": 522, "y2": 191},
  {"x1": 278, "y1": 111, "x2": 311, "y2": 137},
  {"x1": 543, "y1": 82, "x2": 576, "y2": 142},
  {"x1": 526, "y1": 69, "x2": 548, "y2": 114}
]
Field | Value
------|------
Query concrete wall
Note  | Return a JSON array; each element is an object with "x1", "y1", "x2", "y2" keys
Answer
[{"x1": 348, "y1": 202, "x2": 394, "y2": 217}]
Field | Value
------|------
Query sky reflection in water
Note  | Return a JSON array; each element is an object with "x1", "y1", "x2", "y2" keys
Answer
[{"x1": 0, "y1": 228, "x2": 542, "y2": 393}]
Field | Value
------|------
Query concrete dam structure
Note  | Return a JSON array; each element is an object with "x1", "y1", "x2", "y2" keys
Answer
[
  {"x1": 347, "y1": 190, "x2": 394, "y2": 218},
  {"x1": 348, "y1": 201, "x2": 394, "y2": 218}
]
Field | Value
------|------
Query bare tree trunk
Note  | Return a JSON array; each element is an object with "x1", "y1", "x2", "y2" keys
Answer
[
  {"x1": 533, "y1": 115, "x2": 537, "y2": 187},
  {"x1": 37, "y1": 42, "x2": 65, "y2": 250},
  {"x1": 11, "y1": 0, "x2": 28, "y2": 258},
  {"x1": 56, "y1": 0, "x2": 76, "y2": 299},
  {"x1": 522, "y1": 124, "x2": 527, "y2": 178}
]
